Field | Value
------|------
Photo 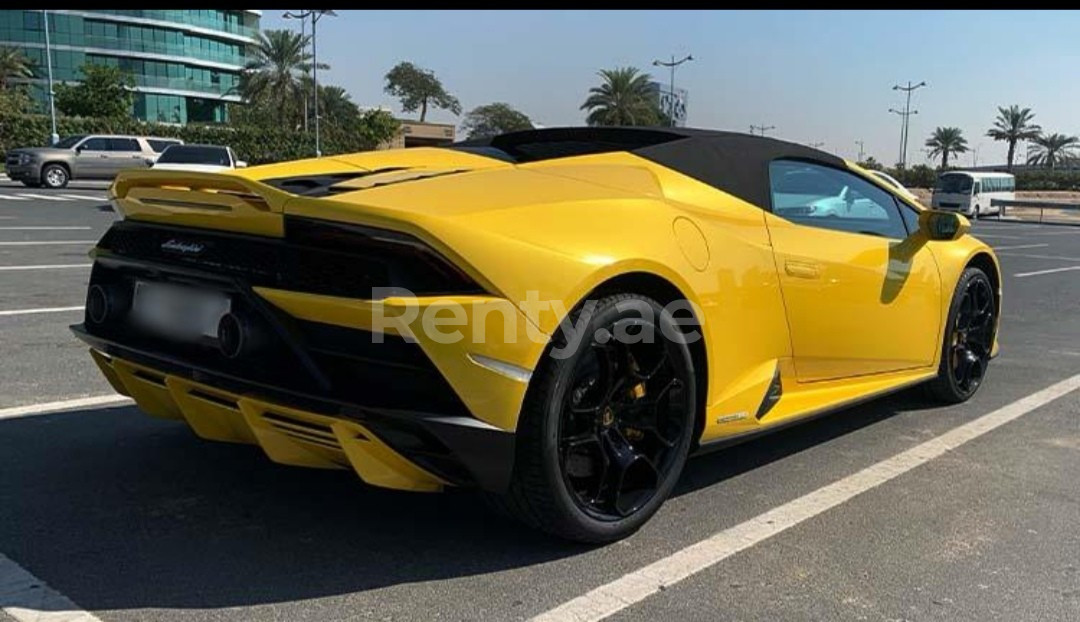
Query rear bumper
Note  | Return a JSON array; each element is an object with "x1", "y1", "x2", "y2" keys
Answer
[{"x1": 73, "y1": 325, "x2": 517, "y2": 492}]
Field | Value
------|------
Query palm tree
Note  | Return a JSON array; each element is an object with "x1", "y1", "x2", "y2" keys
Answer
[
  {"x1": 317, "y1": 84, "x2": 359, "y2": 123},
  {"x1": 0, "y1": 46, "x2": 34, "y2": 90},
  {"x1": 1026, "y1": 133, "x2": 1080, "y2": 170},
  {"x1": 241, "y1": 30, "x2": 316, "y2": 123},
  {"x1": 925, "y1": 127, "x2": 969, "y2": 170},
  {"x1": 580, "y1": 67, "x2": 660, "y2": 126},
  {"x1": 986, "y1": 105, "x2": 1040, "y2": 172}
]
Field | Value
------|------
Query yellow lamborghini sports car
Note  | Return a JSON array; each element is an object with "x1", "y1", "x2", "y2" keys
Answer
[{"x1": 74, "y1": 127, "x2": 1001, "y2": 543}]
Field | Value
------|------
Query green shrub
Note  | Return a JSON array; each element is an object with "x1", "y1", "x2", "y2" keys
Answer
[{"x1": 0, "y1": 110, "x2": 400, "y2": 166}]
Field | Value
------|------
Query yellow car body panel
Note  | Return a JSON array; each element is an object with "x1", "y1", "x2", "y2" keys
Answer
[{"x1": 88, "y1": 128, "x2": 1002, "y2": 495}]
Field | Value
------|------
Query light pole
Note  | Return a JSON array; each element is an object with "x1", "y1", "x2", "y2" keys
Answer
[
  {"x1": 889, "y1": 107, "x2": 918, "y2": 167},
  {"x1": 749, "y1": 124, "x2": 775, "y2": 136},
  {"x1": 891, "y1": 80, "x2": 926, "y2": 169},
  {"x1": 283, "y1": 10, "x2": 336, "y2": 156},
  {"x1": 855, "y1": 140, "x2": 865, "y2": 162},
  {"x1": 652, "y1": 54, "x2": 692, "y2": 127},
  {"x1": 809, "y1": 141, "x2": 825, "y2": 149},
  {"x1": 41, "y1": 10, "x2": 58, "y2": 145}
]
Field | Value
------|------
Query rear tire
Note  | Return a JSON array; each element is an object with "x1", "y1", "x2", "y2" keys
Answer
[
  {"x1": 491, "y1": 293, "x2": 697, "y2": 543},
  {"x1": 926, "y1": 267, "x2": 996, "y2": 404},
  {"x1": 41, "y1": 164, "x2": 69, "y2": 189}
]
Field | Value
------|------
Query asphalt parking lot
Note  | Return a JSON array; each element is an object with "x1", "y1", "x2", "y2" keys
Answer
[{"x1": 1, "y1": 184, "x2": 1078, "y2": 622}]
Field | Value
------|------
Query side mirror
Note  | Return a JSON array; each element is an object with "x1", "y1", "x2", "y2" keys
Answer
[
  {"x1": 74, "y1": 145, "x2": 83, "y2": 154},
  {"x1": 235, "y1": 160, "x2": 248, "y2": 168},
  {"x1": 919, "y1": 210, "x2": 970, "y2": 241}
]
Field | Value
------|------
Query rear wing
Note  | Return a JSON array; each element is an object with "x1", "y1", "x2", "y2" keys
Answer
[{"x1": 110, "y1": 169, "x2": 297, "y2": 237}]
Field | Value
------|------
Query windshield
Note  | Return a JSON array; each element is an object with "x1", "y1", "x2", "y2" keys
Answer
[
  {"x1": 157, "y1": 145, "x2": 231, "y2": 166},
  {"x1": 935, "y1": 174, "x2": 973, "y2": 194},
  {"x1": 54, "y1": 135, "x2": 86, "y2": 149}
]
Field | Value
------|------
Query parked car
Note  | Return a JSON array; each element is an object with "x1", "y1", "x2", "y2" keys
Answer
[
  {"x1": 150, "y1": 144, "x2": 246, "y2": 173},
  {"x1": 869, "y1": 169, "x2": 921, "y2": 203},
  {"x1": 4, "y1": 135, "x2": 183, "y2": 189},
  {"x1": 78, "y1": 127, "x2": 1002, "y2": 543}
]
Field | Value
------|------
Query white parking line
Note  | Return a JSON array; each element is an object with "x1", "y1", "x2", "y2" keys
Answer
[
  {"x1": 15, "y1": 194, "x2": 73, "y2": 202},
  {"x1": 991, "y1": 243, "x2": 1049, "y2": 251},
  {"x1": 0, "y1": 226, "x2": 92, "y2": 231},
  {"x1": 59, "y1": 194, "x2": 107, "y2": 201},
  {"x1": 0, "y1": 194, "x2": 29, "y2": 201},
  {"x1": 532, "y1": 373, "x2": 1080, "y2": 622},
  {"x1": 0, "y1": 394, "x2": 131, "y2": 420},
  {"x1": 0, "y1": 264, "x2": 92, "y2": 272},
  {"x1": 970, "y1": 233, "x2": 1021, "y2": 239},
  {"x1": 994, "y1": 253, "x2": 1080, "y2": 263},
  {"x1": 0, "y1": 241, "x2": 94, "y2": 246},
  {"x1": 0, "y1": 553, "x2": 103, "y2": 622},
  {"x1": 1014, "y1": 265, "x2": 1080, "y2": 278},
  {"x1": 0, "y1": 306, "x2": 83, "y2": 317}
]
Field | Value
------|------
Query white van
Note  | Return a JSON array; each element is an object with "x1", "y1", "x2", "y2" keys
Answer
[{"x1": 931, "y1": 171, "x2": 1015, "y2": 219}]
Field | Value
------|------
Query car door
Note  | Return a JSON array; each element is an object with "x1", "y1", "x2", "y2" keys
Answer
[
  {"x1": 72, "y1": 136, "x2": 112, "y2": 178},
  {"x1": 106, "y1": 137, "x2": 149, "y2": 176},
  {"x1": 764, "y1": 159, "x2": 942, "y2": 382}
]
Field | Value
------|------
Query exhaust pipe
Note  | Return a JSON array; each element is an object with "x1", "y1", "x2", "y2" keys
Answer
[
  {"x1": 216, "y1": 311, "x2": 267, "y2": 359},
  {"x1": 86, "y1": 283, "x2": 131, "y2": 324}
]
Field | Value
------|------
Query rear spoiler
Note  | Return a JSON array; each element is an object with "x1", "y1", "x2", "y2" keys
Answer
[{"x1": 111, "y1": 169, "x2": 296, "y2": 237}]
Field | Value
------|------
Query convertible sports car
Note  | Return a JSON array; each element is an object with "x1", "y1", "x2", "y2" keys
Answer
[{"x1": 74, "y1": 127, "x2": 1001, "y2": 543}]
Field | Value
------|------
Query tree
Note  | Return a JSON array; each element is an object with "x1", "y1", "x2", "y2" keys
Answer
[
  {"x1": 316, "y1": 84, "x2": 359, "y2": 124},
  {"x1": 986, "y1": 105, "x2": 1040, "y2": 172},
  {"x1": 1026, "y1": 133, "x2": 1080, "y2": 170},
  {"x1": 857, "y1": 156, "x2": 884, "y2": 171},
  {"x1": 241, "y1": 29, "x2": 320, "y2": 124},
  {"x1": 384, "y1": 61, "x2": 461, "y2": 122},
  {"x1": 0, "y1": 46, "x2": 34, "y2": 90},
  {"x1": 461, "y1": 102, "x2": 533, "y2": 139},
  {"x1": 580, "y1": 67, "x2": 660, "y2": 126},
  {"x1": 925, "y1": 127, "x2": 969, "y2": 170},
  {"x1": 55, "y1": 63, "x2": 134, "y2": 119}
]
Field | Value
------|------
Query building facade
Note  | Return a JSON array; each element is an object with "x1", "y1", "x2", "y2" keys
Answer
[
  {"x1": 378, "y1": 120, "x2": 457, "y2": 150},
  {"x1": 0, "y1": 10, "x2": 260, "y2": 123},
  {"x1": 647, "y1": 81, "x2": 689, "y2": 127}
]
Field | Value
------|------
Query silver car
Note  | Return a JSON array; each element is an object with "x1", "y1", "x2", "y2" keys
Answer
[{"x1": 4, "y1": 135, "x2": 183, "y2": 189}]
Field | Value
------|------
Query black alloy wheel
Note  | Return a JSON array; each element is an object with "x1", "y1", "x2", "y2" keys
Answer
[
  {"x1": 927, "y1": 267, "x2": 996, "y2": 403},
  {"x1": 492, "y1": 293, "x2": 697, "y2": 543}
]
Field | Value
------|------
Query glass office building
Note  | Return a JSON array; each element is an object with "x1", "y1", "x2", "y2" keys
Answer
[{"x1": 0, "y1": 10, "x2": 260, "y2": 123}]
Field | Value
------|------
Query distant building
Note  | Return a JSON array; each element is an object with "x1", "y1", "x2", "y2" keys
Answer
[
  {"x1": 379, "y1": 119, "x2": 456, "y2": 150},
  {"x1": 647, "y1": 81, "x2": 689, "y2": 127},
  {"x1": 0, "y1": 10, "x2": 261, "y2": 123}
]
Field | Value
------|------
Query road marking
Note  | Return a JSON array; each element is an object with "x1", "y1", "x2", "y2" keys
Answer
[
  {"x1": 0, "y1": 264, "x2": 92, "y2": 272},
  {"x1": 0, "y1": 394, "x2": 131, "y2": 421},
  {"x1": 0, "y1": 240, "x2": 94, "y2": 246},
  {"x1": 1014, "y1": 265, "x2": 1080, "y2": 278},
  {"x1": 15, "y1": 194, "x2": 73, "y2": 202},
  {"x1": 58, "y1": 194, "x2": 107, "y2": 201},
  {"x1": 0, "y1": 553, "x2": 104, "y2": 621},
  {"x1": 0, "y1": 306, "x2": 83, "y2": 317},
  {"x1": 970, "y1": 233, "x2": 1021, "y2": 239},
  {"x1": 532, "y1": 373, "x2": 1080, "y2": 622},
  {"x1": 0, "y1": 226, "x2": 92, "y2": 231},
  {"x1": 991, "y1": 243, "x2": 1049, "y2": 251},
  {"x1": 0, "y1": 194, "x2": 29, "y2": 201},
  {"x1": 995, "y1": 252, "x2": 1080, "y2": 263}
]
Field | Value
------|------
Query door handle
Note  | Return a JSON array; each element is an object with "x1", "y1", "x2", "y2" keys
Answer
[{"x1": 785, "y1": 259, "x2": 822, "y2": 279}]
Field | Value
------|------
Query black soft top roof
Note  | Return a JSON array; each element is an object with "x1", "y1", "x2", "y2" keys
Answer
[{"x1": 451, "y1": 126, "x2": 846, "y2": 209}]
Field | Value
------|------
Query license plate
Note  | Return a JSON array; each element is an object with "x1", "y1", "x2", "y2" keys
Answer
[{"x1": 131, "y1": 281, "x2": 231, "y2": 343}]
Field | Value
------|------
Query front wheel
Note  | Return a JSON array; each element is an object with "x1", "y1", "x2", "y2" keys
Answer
[
  {"x1": 926, "y1": 267, "x2": 996, "y2": 403},
  {"x1": 492, "y1": 294, "x2": 697, "y2": 543}
]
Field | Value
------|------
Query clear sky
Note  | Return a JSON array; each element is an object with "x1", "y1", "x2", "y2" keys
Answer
[{"x1": 260, "y1": 10, "x2": 1080, "y2": 167}]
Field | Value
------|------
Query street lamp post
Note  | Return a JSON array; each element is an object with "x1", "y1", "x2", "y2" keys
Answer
[
  {"x1": 749, "y1": 124, "x2": 775, "y2": 136},
  {"x1": 41, "y1": 10, "x2": 58, "y2": 145},
  {"x1": 855, "y1": 140, "x2": 865, "y2": 162},
  {"x1": 809, "y1": 141, "x2": 825, "y2": 149},
  {"x1": 651, "y1": 54, "x2": 692, "y2": 127},
  {"x1": 283, "y1": 10, "x2": 336, "y2": 156},
  {"x1": 891, "y1": 80, "x2": 926, "y2": 169}
]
